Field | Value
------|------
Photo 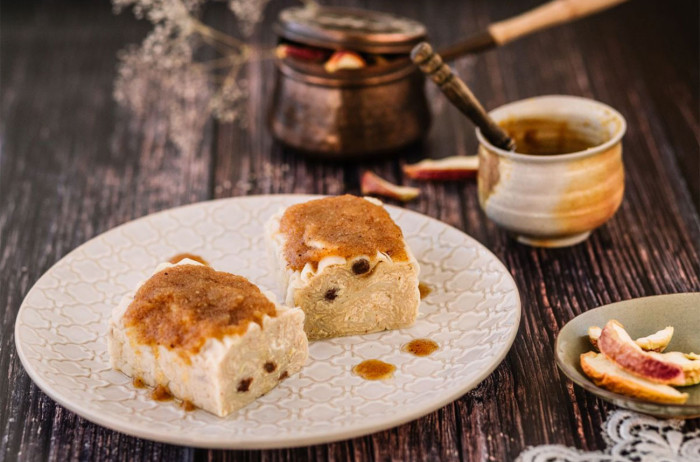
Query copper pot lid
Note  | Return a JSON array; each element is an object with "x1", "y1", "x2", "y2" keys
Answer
[{"x1": 275, "y1": 6, "x2": 427, "y2": 54}]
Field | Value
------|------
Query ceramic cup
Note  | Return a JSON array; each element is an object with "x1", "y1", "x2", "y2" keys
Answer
[{"x1": 476, "y1": 95, "x2": 626, "y2": 248}]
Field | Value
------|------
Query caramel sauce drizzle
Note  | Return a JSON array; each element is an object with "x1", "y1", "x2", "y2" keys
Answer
[
  {"x1": 352, "y1": 359, "x2": 396, "y2": 380},
  {"x1": 150, "y1": 385, "x2": 173, "y2": 402},
  {"x1": 123, "y1": 264, "x2": 276, "y2": 355},
  {"x1": 279, "y1": 195, "x2": 409, "y2": 271},
  {"x1": 402, "y1": 339, "x2": 439, "y2": 357},
  {"x1": 180, "y1": 400, "x2": 196, "y2": 412},
  {"x1": 134, "y1": 378, "x2": 197, "y2": 411},
  {"x1": 168, "y1": 253, "x2": 209, "y2": 266}
]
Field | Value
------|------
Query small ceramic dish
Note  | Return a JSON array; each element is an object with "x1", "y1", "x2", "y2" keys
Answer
[{"x1": 555, "y1": 293, "x2": 700, "y2": 419}]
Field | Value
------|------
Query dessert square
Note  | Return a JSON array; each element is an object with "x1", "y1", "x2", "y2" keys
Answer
[
  {"x1": 265, "y1": 195, "x2": 420, "y2": 339},
  {"x1": 108, "y1": 259, "x2": 308, "y2": 417}
]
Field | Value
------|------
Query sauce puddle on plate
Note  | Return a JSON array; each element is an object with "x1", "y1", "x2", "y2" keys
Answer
[
  {"x1": 352, "y1": 359, "x2": 396, "y2": 380},
  {"x1": 402, "y1": 339, "x2": 439, "y2": 357},
  {"x1": 150, "y1": 385, "x2": 174, "y2": 402},
  {"x1": 180, "y1": 400, "x2": 196, "y2": 412},
  {"x1": 418, "y1": 282, "x2": 432, "y2": 300},
  {"x1": 135, "y1": 378, "x2": 197, "y2": 411}
]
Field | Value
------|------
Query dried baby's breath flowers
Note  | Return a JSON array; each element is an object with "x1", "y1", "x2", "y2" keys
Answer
[
  {"x1": 113, "y1": 0, "x2": 275, "y2": 151},
  {"x1": 228, "y1": 0, "x2": 272, "y2": 36}
]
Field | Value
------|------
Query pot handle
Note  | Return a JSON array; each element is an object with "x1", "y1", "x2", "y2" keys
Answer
[{"x1": 439, "y1": 0, "x2": 628, "y2": 61}]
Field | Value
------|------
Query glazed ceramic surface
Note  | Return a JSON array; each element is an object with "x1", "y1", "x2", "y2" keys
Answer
[
  {"x1": 14, "y1": 195, "x2": 521, "y2": 448},
  {"x1": 477, "y1": 95, "x2": 626, "y2": 248},
  {"x1": 555, "y1": 293, "x2": 700, "y2": 419}
]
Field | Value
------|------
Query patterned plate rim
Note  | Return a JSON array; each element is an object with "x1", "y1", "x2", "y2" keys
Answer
[{"x1": 14, "y1": 194, "x2": 521, "y2": 449}]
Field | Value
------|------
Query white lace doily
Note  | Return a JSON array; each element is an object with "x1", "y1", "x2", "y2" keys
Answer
[{"x1": 518, "y1": 410, "x2": 700, "y2": 462}]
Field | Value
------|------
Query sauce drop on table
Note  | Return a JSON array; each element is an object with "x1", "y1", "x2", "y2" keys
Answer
[
  {"x1": 352, "y1": 359, "x2": 396, "y2": 380},
  {"x1": 402, "y1": 339, "x2": 439, "y2": 357}
]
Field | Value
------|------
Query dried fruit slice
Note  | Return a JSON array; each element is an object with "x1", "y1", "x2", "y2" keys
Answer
[
  {"x1": 650, "y1": 351, "x2": 700, "y2": 386},
  {"x1": 580, "y1": 352, "x2": 688, "y2": 404},
  {"x1": 598, "y1": 320, "x2": 685, "y2": 385},
  {"x1": 588, "y1": 325, "x2": 673, "y2": 352},
  {"x1": 403, "y1": 156, "x2": 479, "y2": 181},
  {"x1": 275, "y1": 44, "x2": 326, "y2": 62},
  {"x1": 361, "y1": 171, "x2": 419, "y2": 202},
  {"x1": 635, "y1": 326, "x2": 674, "y2": 352},
  {"x1": 588, "y1": 326, "x2": 602, "y2": 350},
  {"x1": 324, "y1": 51, "x2": 366, "y2": 73}
]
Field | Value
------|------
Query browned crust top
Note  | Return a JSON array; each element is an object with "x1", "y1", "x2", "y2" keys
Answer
[
  {"x1": 278, "y1": 195, "x2": 408, "y2": 271},
  {"x1": 123, "y1": 264, "x2": 276, "y2": 355}
]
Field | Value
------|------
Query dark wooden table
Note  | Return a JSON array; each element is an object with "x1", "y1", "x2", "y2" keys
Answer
[{"x1": 2, "y1": 0, "x2": 698, "y2": 460}]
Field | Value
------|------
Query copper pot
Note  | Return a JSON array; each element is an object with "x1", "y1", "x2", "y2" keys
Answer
[{"x1": 269, "y1": 7, "x2": 430, "y2": 158}]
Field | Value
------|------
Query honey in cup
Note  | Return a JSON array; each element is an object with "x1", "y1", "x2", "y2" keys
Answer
[
  {"x1": 476, "y1": 95, "x2": 627, "y2": 248},
  {"x1": 499, "y1": 117, "x2": 605, "y2": 156}
]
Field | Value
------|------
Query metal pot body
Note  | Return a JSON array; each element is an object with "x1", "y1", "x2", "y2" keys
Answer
[{"x1": 269, "y1": 64, "x2": 430, "y2": 158}]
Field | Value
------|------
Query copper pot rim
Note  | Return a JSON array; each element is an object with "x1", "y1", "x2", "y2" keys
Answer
[
  {"x1": 275, "y1": 6, "x2": 427, "y2": 55},
  {"x1": 276, "y1": 58, "x2": 420, "y2": 88},
  {"x1": 273, "y1": 24, "x2": 424, "y2": 55}
]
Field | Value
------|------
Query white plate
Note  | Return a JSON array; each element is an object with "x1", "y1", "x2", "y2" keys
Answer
[{"x1": 15, "y1": 195, "x2": 521, "y2": 449}]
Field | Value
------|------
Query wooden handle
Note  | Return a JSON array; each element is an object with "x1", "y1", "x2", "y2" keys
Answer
[
  {"x1": 489, "y1": 0, "x2": 628, "y2": 46},
  {"x1": 437, "y1": 31, "x2": 498, "y2": 63},
  {"x1": 411, "y1": 42, "x2": 514, "y2": 151},
  {"x1": 439, "y1": 0, "x2": 627, "y2": 61}
]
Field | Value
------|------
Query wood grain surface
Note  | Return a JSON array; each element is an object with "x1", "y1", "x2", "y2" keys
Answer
[{"x1": 1, "y1": 0, "x2": 698, "y2": 460}]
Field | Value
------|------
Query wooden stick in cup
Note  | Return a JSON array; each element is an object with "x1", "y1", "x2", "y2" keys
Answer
[
  {"x1": 439, "y1": 0, "x2": 628, "y2": 62},
  {"x1": 411, "y1": 42, "x2": 515, "y2": 151}
]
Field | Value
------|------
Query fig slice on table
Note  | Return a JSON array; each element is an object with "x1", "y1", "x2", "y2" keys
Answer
[
  {"x1": 597, "y1": 320, "x2": 685, "y2": 385},
  {"x1": 580, "y1": 352, "x2": 689, "y2": 404},
  {"x1": 403, "y1": 156, "x2": 479, "y2": 181},
  {"x1": 360, "y1": 171, "x2": 419, "y2": 202},
  {"x1": 324, "y1": 51, "x2": 366, "y2": 73},
  {"x1": 588, "y1": 325, "x2": 673, "y2": 352}
]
